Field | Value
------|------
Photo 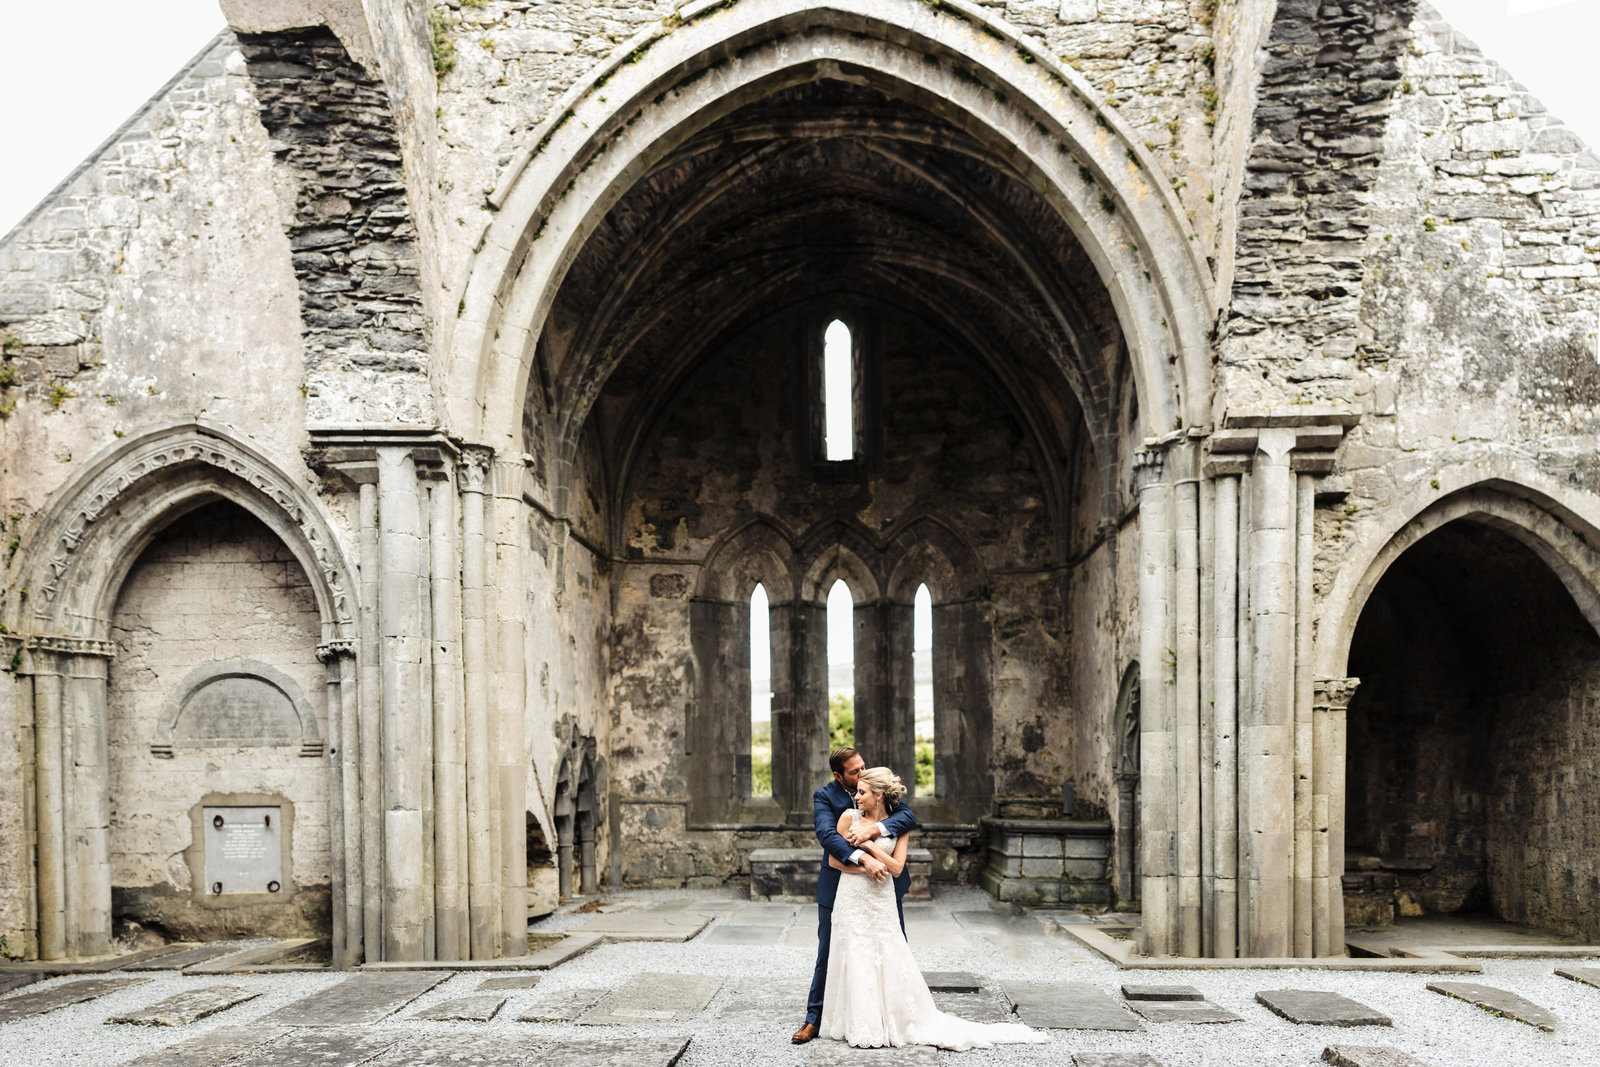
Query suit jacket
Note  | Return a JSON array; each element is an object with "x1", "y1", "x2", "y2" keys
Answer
[{"x1": 812, "y1": 779, "x2": 918, "y2": 908}]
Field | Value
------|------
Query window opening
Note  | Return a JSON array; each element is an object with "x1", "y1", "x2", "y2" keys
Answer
[
  {"x1": 750, "y1": 583, "x2": 773, "y2": 797},
  {"x1": 826, "y1": 578, "x2": 855, "y2": 748},
  {"x1": 913, "y1": 584, "x2": 935, "y2": 796},
  {"x1": 823, "y1": 320, "x2": 854, "y2": 461}
]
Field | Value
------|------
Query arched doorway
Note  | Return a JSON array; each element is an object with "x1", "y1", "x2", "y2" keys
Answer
[{"x1": 1344, "y1": 516, "x2": 1600, "y2": 939}]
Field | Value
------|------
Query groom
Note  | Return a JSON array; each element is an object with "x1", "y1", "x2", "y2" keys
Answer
[{"x1": 791, "y1": 745, "x2": 919, "y2": 1044}]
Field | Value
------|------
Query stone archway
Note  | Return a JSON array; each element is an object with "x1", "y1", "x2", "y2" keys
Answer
[
  {"x1": 1, "y1": 423, "x2": 358, "y2": 962},
  {"x1": 1324, "y1": 480, "x2": 1600, "y2": 943},
  {"x1": 442, "y1": 0, "x2": 1211, "y2": 459}
]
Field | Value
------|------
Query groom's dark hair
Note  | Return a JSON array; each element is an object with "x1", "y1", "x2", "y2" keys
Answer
[{"x1": 829, "y1": 746, "x2": 861, "y2": 775}]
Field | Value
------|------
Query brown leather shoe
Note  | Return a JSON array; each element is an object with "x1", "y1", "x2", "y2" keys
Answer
[{"x1": 791, "y1": 1022, "x2": 819, "y2": 1044}]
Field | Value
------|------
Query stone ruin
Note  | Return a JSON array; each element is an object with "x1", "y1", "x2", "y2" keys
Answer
[{"x1": 0, "y1": 0, "x2": 1597, "y2": 965}]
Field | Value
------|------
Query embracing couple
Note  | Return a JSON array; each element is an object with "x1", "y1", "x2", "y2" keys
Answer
[{"x1": 791, "y1": 746, "x2": 1048, "y2": 1051}]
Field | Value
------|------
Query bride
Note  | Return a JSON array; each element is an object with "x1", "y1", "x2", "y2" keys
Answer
[{"x1": 819, "y1": 767, "x2": 1049, "y2": 1050}]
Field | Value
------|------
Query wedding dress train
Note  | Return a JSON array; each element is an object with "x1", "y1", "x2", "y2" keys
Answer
[{"x1": 818, "y1": 812, "x2": 1049, "y2": 1050}]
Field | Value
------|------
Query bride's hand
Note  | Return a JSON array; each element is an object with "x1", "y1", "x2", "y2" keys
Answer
[{"x1": 845, "y1": 819, "x2": 879, "y2": 846}]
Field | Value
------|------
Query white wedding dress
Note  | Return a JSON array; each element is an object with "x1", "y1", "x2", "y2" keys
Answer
[{"x1": 819, "y1": 810, "x2": 1049, "y2": 1050}]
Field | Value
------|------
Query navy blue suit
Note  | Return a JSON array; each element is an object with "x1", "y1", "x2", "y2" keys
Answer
[{"x1": 804, "y1": 779, "x2": 918, "y2": 1025}]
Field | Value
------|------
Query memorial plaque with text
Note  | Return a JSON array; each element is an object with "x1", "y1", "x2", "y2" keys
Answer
[{"x1": 203, "y1": 806, "x2": 283, "y2": 894}]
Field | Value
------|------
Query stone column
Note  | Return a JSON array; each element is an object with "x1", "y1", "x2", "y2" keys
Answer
[
  {"x1": 459, "y1": 448, "x2": 500, "y2": 958},
  {"x1": 1197, "y1": 473, "x2": 1216, "y2": 957},
  {"x1": 1314, "y1": 677, "x2": 1359, "y2": 956},
  {"x1": 357, "y1": 479, "x2": 384, "y2": 962},
  {"x1": 318, "y1": 640, "x2": 360, "y2": 968},
  {"x1": 429, "y1": 472, "x2": 468, "y2": 961},
  {"x1": 1134, "y1": 445, "x2": 1176, "y2": 955},
  {"x1": 1171, "y1": 442, "x2": 1202, "y2": 957},
  {"x1": 378, "y1": 447, "x2": 429, "y2": 960},
  {"x1": 489, "y1": 456, "x2": 528, "y2": 956},
  {"x1": 1208, "y1": 466, "x2": 1243, "y2": 957},
  {"x1": 1244, "y1": 427, "x2": 1296, "y2": 958},
  {"x1": 30, "y1": 656, "x2": 66, "y2": 961},
  {"x1": 1293, "y1": 472, "x2": 1316, "y2": 957}
]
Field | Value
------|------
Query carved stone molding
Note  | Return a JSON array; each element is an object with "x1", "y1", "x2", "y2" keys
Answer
[
  {"x1": 12, "y1": 424, "x2": 355, "y2": 635},
  {"x1": 1313, "y1": 676, "x2": 1361, "y2": 711},
  {"x1": 458, "y1": 446, "x2": 492, "y2": 493},
  {"x1": 316, "y1": 638, "x2": 357, "y2": 663}
]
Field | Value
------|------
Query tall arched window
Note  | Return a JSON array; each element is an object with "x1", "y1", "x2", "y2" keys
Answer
[
  {"x1": 750, "y1": 583, "x2": 772, "y2": 798},
  {"x1": 827, "y1": 578, "x2": 855, "y2": 748},
  {"x1": 913, "y1": 583, "x2": 935, "y2": 796},
  {"x1": 823, "y1": 320, "x2": 854, "y2": 461}
]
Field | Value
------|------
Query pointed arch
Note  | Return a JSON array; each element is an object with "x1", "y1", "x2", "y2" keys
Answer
[{"x1": 443, "y1": 0, "x2": 1211, "y2": 456}]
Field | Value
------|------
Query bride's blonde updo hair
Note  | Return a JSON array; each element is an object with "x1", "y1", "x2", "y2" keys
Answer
[{"x1": 858, "y1": 767, "x2": 907, "y2": 812}]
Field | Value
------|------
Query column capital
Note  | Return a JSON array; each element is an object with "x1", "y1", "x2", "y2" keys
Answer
[
  {"x1": 307, "y1": 426, "x2": 462, "y2": 490},
  {"x1": 1313, "y1": 676, "x2": 1361, "y2": 711},
  {"x1": 458, "y1": 446, "x2": 493, "y2": 493},
  {"x1": 317, "y1": 638, "x2": 358, "y2": 663}
]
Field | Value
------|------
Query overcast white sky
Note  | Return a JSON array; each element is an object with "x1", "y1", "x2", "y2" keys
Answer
[{"x1": 0, "y1": 0, "x2": 1596, "y2": 238}]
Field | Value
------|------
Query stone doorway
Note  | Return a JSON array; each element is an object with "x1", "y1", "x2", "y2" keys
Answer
[{"x1": 1344, "y1": 517, "x2": 1600, "y2": 941}]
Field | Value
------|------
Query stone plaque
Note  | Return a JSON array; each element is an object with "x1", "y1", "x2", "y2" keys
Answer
[{"x1": 203, "y1": 806, "x2": 283, "y2": 894}]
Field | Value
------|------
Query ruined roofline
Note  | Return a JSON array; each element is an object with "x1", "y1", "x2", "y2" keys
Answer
[
  {"x1": 0, "y1": 27, "x2": 231, "y2": 249},
  {"x1": 1414, "y1": 0, "x2": 1593, "y2": 157}
]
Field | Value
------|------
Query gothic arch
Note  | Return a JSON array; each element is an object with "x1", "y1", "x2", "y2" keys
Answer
[
  {"x1": 696, "y1": 517, "x2": 798, "y2": 604},
  {"x1": 799, "y1": 520, "x2": 882, "y2": 603},
  {"x1": 443, "y1": 0, "x2": 1211, "y2": 458},
  {"x1": 885, "y1": 516, "x2": 986, "y2": 603},
  {"x1": 5, "y1": 422, "x2": 355, "y2": 645},
  {"x1": 1318, "y1": 476, "x2": 1600, "y2": 679}
]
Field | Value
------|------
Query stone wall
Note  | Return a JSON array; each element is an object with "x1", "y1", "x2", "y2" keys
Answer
[{"x1": 106, "y1": 501, "x2": 330, "y2": 939}]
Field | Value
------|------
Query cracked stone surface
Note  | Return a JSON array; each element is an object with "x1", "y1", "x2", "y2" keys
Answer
[
  {"x1": 256, "y1": 972, "x2": 449, "y2": 1026},
  {"x1": 105, "y1": 984, "x2": 261, "y2": 1026},
  {"x1": 1426, "y1": 981, "x2": 1559, "y2": 1031},
  {"x1": 1255, "y1": 989, "x2": 1393, "y2": 1027},
  {"x1": 1003, "y1": 981, "x2": 1142, "y2": 1031},
  {"x1": 579, "y1": 973, "x2": 723, "y2": 1025}
]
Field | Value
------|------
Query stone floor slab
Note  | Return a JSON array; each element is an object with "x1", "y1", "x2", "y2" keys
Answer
[
  {"x1": 1003, "y1": 982, "x2": 1142, "y2": 1031},
  {"x1": 575, "y1": 911, "x2": 712, "y2": 941},
  {"x1": 1128, "y1": 1000, "x2": 1242, "y2": 1024},
  {"x1": 0, "y1": 977, "x2": 149, "y2": 1022},
  {"x1": 537, "y1": 1036, "x2": 692, "y2": 1067},
  {"x1": 124, "y1": 943, "x2": 251, "y2": 971},
  {"x1": 185, "y1": 939, "x2": 320, "y2": 974},
  {"x1": 809, "y1": 1041, "x2": 941, "y2": 1066},
  {"x1": 411, "y1": 994, "x2": 506, "y2": 1021},
  {"x1": 369, "y1": 1033, "x2": 549, "y2": 1067},
  {"x1": 107, "y1": 984, "x2": 262, "y2": 1026},
  {"x1": 232, "y1": 1027, "x2": 405, "y2": 1066},
  {"x1": 1072, "y1": 1054, "x2": 1164, "y2": 1067},
  {"x1": 1426, "y1": 980, "x2": 1559, "y2": 1031},
  {"x1": 580, "y1": 972, "x2": 723, "y2": 1025},
  {"x1": 699, "y1": 923, "x2": 786, "y2": 946},
  {"x1": 1554, "y1": 965, "x2": 1600, "y2": 988},
  {"x1": 119, "y1": 1025, "x2": 293, "y2": 1067},
  {"x1": 479, "y1": 975, "x2": 543, "y2": 991},
  {"x1": 1121, "y1": 983, "x2": 1203, "y2": 1001},
  {"x1": 786, "y1": 926, "x2": 819, "y2": 948},
  {"x1": 727, "y1": 903, "x2": 799, "y2": 923},
  {"x1": 1255, "y1": 989, "x2": 1391, "y2": 1027},
  {"x1": 517, "y1": 987, "x2": 609, "y2": 1023},
  {"x1": 0, "y1": 972, "x2": 41, "y2": 996},
  {"x1": 904, "y1": 923, "x2": 972, "y2": 949},
  {"x1": 924, "y1": 971, "x2": 983, "y2": 993},
  {"x1": 256, "y1": 971, "x2": 450, "y2": 1026},
  {"x1": 713, "y1": 978, "x2": 812, "y2": 1022},
  {"x1": 932, "y1": 990, "x2": 1014, "y2": 1023},
  {"x1": 1322, "y1": 1046, "x2": 1434, "y2": 1067}
]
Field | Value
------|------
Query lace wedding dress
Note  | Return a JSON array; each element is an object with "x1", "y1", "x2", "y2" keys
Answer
[{"x1": 818, "y1": 810, "x2": 1049, "y2": 1050}]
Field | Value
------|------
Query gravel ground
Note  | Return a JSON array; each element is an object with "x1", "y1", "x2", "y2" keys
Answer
[{"x1": 0, "y1": 887, "x2": 1596, "y2": 1067}]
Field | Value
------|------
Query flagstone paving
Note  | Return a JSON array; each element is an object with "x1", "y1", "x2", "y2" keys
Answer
[
  {"x1": 1554, "y1": 965, "x2": 1600, "y2": 988},
  {"x1": 1426, "y1": 980, "x2": 1559, "y2": 1031},
  {"x1": 2, "y1": 887, "x2": 1599, "y2": 1067},
  {"x1": 106, "y1": 984, "x2": 261, "y2": 1026},
  {"x1": 1255, "y1": 988, "x2": 1393, "y2": 1027}
]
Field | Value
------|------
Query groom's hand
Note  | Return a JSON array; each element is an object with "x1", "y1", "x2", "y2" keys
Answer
[{"x1": 861, "y1": 854, "x2": 888, "y2": 882}]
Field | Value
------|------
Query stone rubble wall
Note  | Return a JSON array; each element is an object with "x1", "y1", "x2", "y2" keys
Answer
[{"x1": 237, "y1": 26, "x2": 434, "y2": 426}]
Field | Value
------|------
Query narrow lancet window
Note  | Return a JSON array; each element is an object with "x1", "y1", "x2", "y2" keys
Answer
[
  {"x1": 913, "y1": 583, "x2": 935, "y2": 796},
  {"x1": 827, "y1": 578, "x2": 855, "y2": 748},
  {"x1": 823, "y1": 319, "x2": 854, "y2": 461},
  {"x1": 750, "y1": 583, "x2": 773, "y2": 797}
]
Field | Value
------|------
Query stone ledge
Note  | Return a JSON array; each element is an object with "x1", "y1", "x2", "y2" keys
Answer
[{"x1": 749, "y1": 847, "x2": 933, "y2": 900}]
